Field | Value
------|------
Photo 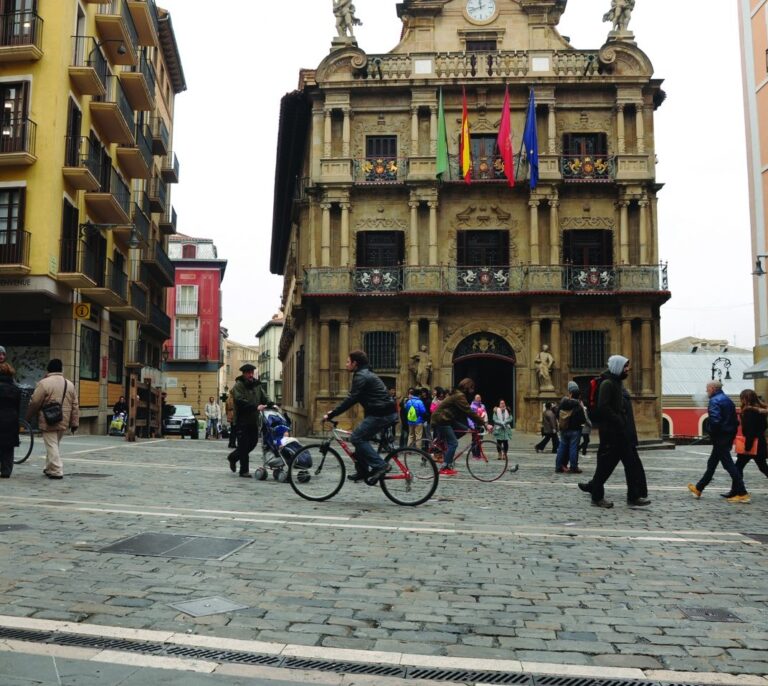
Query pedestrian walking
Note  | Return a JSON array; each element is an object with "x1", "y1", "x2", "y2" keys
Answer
[
  {"x1": 687, "y1": 381, "x2": 749, "y2": 503},
  {"x1": 25, "y1": 359, "x2": 79, "y2": 480},
  {"x1": 0, "y1": 362, "x2": 21, "y2": 479},
  {"x1": 430, "y1": 378, "x2": 493, "y2": 476},
  {"x1": 534, "y1": 402, "x2": 559, "y2": 454},
  {"x1": 419, "y1": 387, "x2": 432, "y2": 452},
  {"x1": 404, "y1": 387, "x2": 426, "y2": 448},
  {"x1": 492, "y1": 399, "x2": 513, "y2": 461},
  {"x1": 227, "y1": 364, "x2": 273, "y2": 477},
  {"x1": 204, "y1": 396, "x2": 221, "y2": 439},
  {"x1": 555, "y1": 382, "x2": 586, "y2": 474},
  {"x1": 225, "y1": 390, "x2": 237, "y2": 448},
  {"x1": 730, "y1": 390, "x2": 768, "y2": 492},
  {"x1": 577, "y1": 355, "x2": 649, "y2": 508}
]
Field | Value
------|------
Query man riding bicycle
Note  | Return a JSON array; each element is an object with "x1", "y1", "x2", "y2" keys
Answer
[{"x1": 323, "y1": 350, "x2": 398, "y2": 484}]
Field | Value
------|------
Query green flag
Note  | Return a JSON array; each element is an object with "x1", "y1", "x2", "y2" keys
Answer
[{"x1": 436, "y1": 88, "x2": 450, "y2": 181}]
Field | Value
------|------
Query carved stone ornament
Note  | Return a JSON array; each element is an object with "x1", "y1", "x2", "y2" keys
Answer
[
  {"x1": 316, "y1": 46, "x2": 367, "y2": 83},
  {"x1": 352, "y1": 115, "x2": 410, "y2": 159},
  {"x1": 559, "y1": 216, "x2": 615, "y2": 229},
  {"x1": 556, "y1": 112, "x2": 613, "y2": 136},
  {"x1": 455, "y1": 205, "x2": 514, "y2": 228},
  {"x1": 354, "y1": 217, "x2": 408, "y2": 230},
  {"x1": 598, "y1": 42, "x2": 653, "y2": 78},
  {"x1": 440, "y1": 324, "x2": 527, "y2": 369}
]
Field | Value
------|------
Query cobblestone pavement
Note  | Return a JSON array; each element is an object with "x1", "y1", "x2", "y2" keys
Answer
[{"x1": 0, "y1": 433, "x2": 766, "y2": 684}]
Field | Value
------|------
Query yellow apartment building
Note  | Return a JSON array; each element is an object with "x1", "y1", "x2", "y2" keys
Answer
[
  {"x1": 271, "y1": 0, "x2": 670, "y2": 437},
  {"x1": 0, "y1": 0, "x2": 185, "y2": 433}
]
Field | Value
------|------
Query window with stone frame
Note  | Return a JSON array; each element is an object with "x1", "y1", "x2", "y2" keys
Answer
[
  {"x1": 457, "y1": 230, "x2": 508, "y2": 266},
  {"x1": 356, "y1": 231, "x2": 404, "y2": 267},
  {"x1": 562, "y1": 229, "x2": 613, "y2": 267},
  {"x1": 363, "y1": 331, "x2": 398, "y2": 373},
  {"x1": 571, "y1": 331, "x2": 608, "y2": 370},
  {"x1": 562, "y1": 133, "x2": 608, "y2": 157}
]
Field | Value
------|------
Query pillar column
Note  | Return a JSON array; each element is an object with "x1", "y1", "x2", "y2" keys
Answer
[
  {"x1": 428, "y1": 201, "x2": 438, "y2": 265},
  {"x1": 428, "y1": 318, "x2": 439, "y2": 387},
  {"x1": 619, "y1": 200, "x2": 629, "y2": 264},
  {"x1": 429, "y1": 106, "x2": 437, "y2": 155},
  {"x1": 342, "y1": 108, "x2": 351, "y2": 159},
  {"x1": 621, "y1": 318, "x2": 632, "y2": 362},
  {"x1": 408, "y1": 199, "x2": 419, "y2": 266},
  {"x1": 340, "y1": 201, "x2": 350, "y2": 266},
  {"x1": 409, "y1": 318, "x2": 419, "y2": 359},
  {"x1": 638, "y1": 196, "x2": 649, "y2": 265},
  {"x1": 339, "y1": 320, "x2": 349, "y2": 378},
  {"x1": 530, "y1": 319, "x2": 541, "y2": 388},
  {"x1": 319, "y1": 320, "x2": 330, "y2": 395},
  {"x1": 550, "y1": 318, "x2": 561, "y2": 387},
  {"x1": 529, "y1": 200, "x2": 540, "y2": 264},
  {"x1": 410, "y1": 106, "x2": 419, "y2": 157},
  {"x1": 547, "y1": 104, "x2": 556, "y2": 155},
  {"x1": 548, "y1": 198, "x2": 560, "y2": 266},
  {"x1": 320, "y1": 201, "x2": 331, "y2": 267},
  {"x1": 636, "y1": 103, "x2": 645, "y2": 154},
  {"x1": 323, "y1": 109, "x2": 332, "y2": 158},
  {"x1": 641, "y1": 319, "x2": 653, "y2": 394},
  {"x1": 616, "y1": 104, "x2": 625, "y2": 155}
]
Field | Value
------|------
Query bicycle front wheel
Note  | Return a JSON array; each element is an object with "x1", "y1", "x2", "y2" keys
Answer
[
  {"x1": 380, "y1": 447, "x2": 438, "y2": 506},
  {"x1": 14, "y1": 420, "x2": 34, "y2": 464},
  {"x1": 288, "y1": 444, "x2": 345, "y2": 502},
  {"x1": 465, "y1": 440, "x2": 507, "y2": 482}
]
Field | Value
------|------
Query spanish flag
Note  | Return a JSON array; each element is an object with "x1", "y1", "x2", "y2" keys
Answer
[{"x1": 459, "y1": 87, "x2": 472, "y2": 184}]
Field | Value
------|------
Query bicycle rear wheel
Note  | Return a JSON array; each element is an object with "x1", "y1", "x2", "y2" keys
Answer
[
  {"x1": 379, "y1": 447, "x2": 438, "y2": 506},
  {"x1": 14, "y1": 420, "x2": 34, "y2": 464},
  {"x1": 465, "y1": 440, "x2": 507, "y2": 482},
  {"x1": 288, "y1": 444, "x2": 345, "y2": 501}
]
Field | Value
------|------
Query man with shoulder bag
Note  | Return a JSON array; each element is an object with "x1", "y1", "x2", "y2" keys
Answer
[{"x1": 26, "y1": 359, "x2": 79, "y2": 480}]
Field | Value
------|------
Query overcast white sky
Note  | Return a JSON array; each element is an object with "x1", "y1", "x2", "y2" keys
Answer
[{"x1": 158, "y1": 0, "x2": 753, "y2": 350}]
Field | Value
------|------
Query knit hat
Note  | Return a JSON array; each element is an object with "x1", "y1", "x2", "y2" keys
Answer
[
  {"x1": 567, "y1": 381, "x2": 579, "y2": 393},
  {"x1": 47, "y1": 358, "x2": 63, "y2": 373},
  {"x1": 0, "y1": 346, "x2": 6, "y2": 355}
]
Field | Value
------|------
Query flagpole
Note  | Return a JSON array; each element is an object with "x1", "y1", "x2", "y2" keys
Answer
[{"x1": 515, "y1": 89, "x2": 530, "y2": 180}]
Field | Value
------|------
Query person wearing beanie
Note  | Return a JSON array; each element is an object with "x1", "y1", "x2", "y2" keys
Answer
[
  {"x1": 0, "y1": 361, "x2": 20, "y2": 478},
  {"x1": 0, "y1": 346, "x2": 7, "y2": 367},
  {"x1": 554, "y1": 382, "x2": 586, "y2": 474},
  {"x1": 25, "y1": 358, "x2": 79, "y2": 479},
  {"x1": 578, "y1": 355, "x2": 650, "y2": 509}
]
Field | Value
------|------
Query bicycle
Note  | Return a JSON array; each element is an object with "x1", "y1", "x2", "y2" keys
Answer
[
  {"x1": 287, "y1": 419, "x2": 439, "y2": 506},
  {"x1": 14, "y1": 419, "x2": 34, "y2": 464},
  {"x1": 429, "y1": 428, "x2": 519, "y2": 482}
]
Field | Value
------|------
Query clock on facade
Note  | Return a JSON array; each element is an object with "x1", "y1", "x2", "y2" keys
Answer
[{"x1": 465, "y1": 0, "x2": 497, "y2": 23}]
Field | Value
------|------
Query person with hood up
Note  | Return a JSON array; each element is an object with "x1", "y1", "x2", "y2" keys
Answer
[
  {"x1": 227, "y1": 364, "x2": 273, "y2": 477},
  {"x1": 578, "y1": 355, "x2": 650, "y2": 508}
]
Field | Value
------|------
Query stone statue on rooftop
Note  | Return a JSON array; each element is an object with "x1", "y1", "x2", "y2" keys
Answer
[
  {"x1": 333, "y1": 0, "x2": 362, "y2": 39},
  {"x1": 602, "y1": 0, "x2": 634, "y2": 33}
]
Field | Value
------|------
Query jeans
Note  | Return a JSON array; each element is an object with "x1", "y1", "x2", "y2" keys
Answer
[
  {"x1": 206, "y1": 419, "x2": 218, "y2": 437},
  {"x1": 351, "y1": 414, "x2": 396, "y2": 472},
  {"x1": 696, "y1": 433, "x2": 746, "y2": 495},
  {"x1": 555, "y1": 429, "x2": 581, "y2": 470},
  {"x1": 434, "y1": 424, "x2": 459, "y2": 468}
]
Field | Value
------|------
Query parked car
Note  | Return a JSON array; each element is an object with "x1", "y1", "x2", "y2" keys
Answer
[{"x1": 163, "y1": 404, "x2": 199, "y2": 439}]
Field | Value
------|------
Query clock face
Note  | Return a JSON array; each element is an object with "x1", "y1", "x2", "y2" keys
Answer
[{"x1": 466, "y1": 0, "x2": 497, "y2": 22}]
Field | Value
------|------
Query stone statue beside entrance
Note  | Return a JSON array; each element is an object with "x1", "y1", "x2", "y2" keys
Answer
[
  {"x1": 534, "y1": 344, "x2": 555, "y2": 392},
  {"x1": 602, "y1": 0, "x2": 634, "y2": 33},
  {"x1": 409, "y1": 345, "x2": 432, "y2": 387},
  {"x1": 333, "y1": 0, "x2": 362, "y2": 39}
]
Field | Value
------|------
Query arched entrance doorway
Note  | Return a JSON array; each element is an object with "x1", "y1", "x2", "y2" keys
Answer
[{"x1": 453, "y1": 333, "x2": 516, "y2": 415}]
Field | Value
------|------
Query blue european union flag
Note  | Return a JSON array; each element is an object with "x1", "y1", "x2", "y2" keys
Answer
[{"x1": 522, "y1": 89, "x2": 539, "y2": 189}]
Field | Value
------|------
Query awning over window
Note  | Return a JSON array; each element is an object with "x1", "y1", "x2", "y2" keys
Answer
[{"x1": 742, "y1": 358, "x2": 768, "y2": 379}]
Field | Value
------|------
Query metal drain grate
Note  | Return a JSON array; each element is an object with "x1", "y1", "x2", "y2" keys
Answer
[
  {"x1": 0, "y1": 626, "x2": 52, "y2": 642},
  {"x1": 408, "y1": 668, "x2": 530, "y2": 684},
  {"x1": 164, "y1": 645, "x2": 281, "y2": 666},
  {"x1": 98, "y1": 532, "x2": 253, "y2": 560},
  {"x1": 680, "y1": 607, "x2": 742, "y2": 623},
  {"x1": 284, "y1": 656, "x2": 405, "y2": 677}
]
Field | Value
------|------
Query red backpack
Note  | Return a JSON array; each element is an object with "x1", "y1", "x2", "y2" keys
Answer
[{"x1": 588, "y1": 373, "x2": 609, "y2": 421}]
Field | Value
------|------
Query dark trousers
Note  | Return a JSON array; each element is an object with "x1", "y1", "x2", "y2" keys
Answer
[
  {"x1": 580, "y1": 433, "x2": 590, "y2": 454},
  {"x1": 228, "y1": 423, "x2": 237, "y2": 449},
  {"x1": 696, "y1": 433, "x2": 746, "y2": 495},
  {"x1": 588, "y1": 430, "x2": 647, "y2": 502},
  {"x1": 735, "y1": 435, "x2": 768, "y2": 482},
  {"x1": 0, "y1": 446, "x2": 13, "y2": 477},
  {"x1": 230, "y1": 426, "x2": 258, "y2": 475},
  {"x1": 535, "y1": 433, "x2": 559, "y2": 452}
]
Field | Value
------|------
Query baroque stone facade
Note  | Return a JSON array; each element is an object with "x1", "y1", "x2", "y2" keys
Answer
[{"x1": 270, "y1": 0, "x2": 669, "y2": 437}]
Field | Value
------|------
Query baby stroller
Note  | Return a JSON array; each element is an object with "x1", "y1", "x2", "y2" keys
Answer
[{"x1": 255, "y1": 408, "x2": 297, "y2": 483}]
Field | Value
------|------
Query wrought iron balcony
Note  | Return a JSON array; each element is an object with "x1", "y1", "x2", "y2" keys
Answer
[
  {"x1": 69, "y1": 36, "x2": 107, "y2": 95},
  {"x1": 148, "y1": 115, "x2": 168, "y2": 156},
  {"x1": 445, "y1": 152, "x2": 522, "y2": 182},
  {"x1": 121, "y1": 48, "x2": 156, "y2": 111},
  {"x1": 91, "y1": 75, "x2": 135, "y2": 145},
  {"x1": 160, "y1": 151, "x2": 179, "y2": 183},
  {"x1": 303, "y1": 263, "x2": 670, "y2": 296},
  {"x1": 80, "y1": 258, "x2": 128, "y2": 307},
  {"x1": 110, "y1": 279, "x2": 148, "y2": 321},
  {"x1": 125, "y1": 339, "x2": 149, "y2": 367},
  {"x1": 0, "y1": 117, "x2": 36, "y2": 166},
  {"x1": 561, "y1": 154, "x2": 615, "y2": 183},
  {"x1": 127, "y1": 0, "x2": 159, "y2": 47},
  {"x1": 163, "y1": 345, "x2": 210, "y2": 362},
  {"x1": 147, "y1": 176, "x2": 167, "y2": 213},
  {"x1": 63, "y1": 136, "x2": 101, "y2": 191},
  {"x1": 158, "y1": 205, "x2": 177, "y2": 235},
  {"x1": 0, "y1": 229, "x2": 30, "y2": 275},
  {"x1": 57, "y1": 238, "x2": 100, "y2": 288},
  {"x1": 84, "y1": 165, "x2": 131, "y2": 224},
  {"x1": 175, "y1": 298, "x2": 197, "y2": 316},
  {"x1": 144, "y1": 302, "x2": 171, "y2": 339},
  {"x1": 353, "y1": 157, "x2": 407, "y2": 184},
  {"x1": 116, "y1": 124, "x2": 152, "y2": 179},
  {"x1": 95, "y1": 0, "x2": 139, "y2": 66},
  {"x1": 141, "y1": 239, "x2": 175, "y2": 287},
  {"x1": 0, "y1": 10, "x2": 43, "y2": 61}
]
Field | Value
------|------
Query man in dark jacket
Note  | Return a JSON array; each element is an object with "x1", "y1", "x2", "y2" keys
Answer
[
  {"x1": 0, "y1": 362, "x2": 21, "y2": 478},
  {"x1": 228, "y1": 363, "x2": 273, "y2": 477},
  {"x1": 578, "y1": 355, "x2": 650, "y2": 508},
  {"x1": 323, "y1": 350, "x2": 397, "y2": 484},
  {"x1": 555, "y1": 382, "x2": 586, "y2": 474},
  {"x1": 688, "y1": 381, "x2": 748, "y2": 502}
]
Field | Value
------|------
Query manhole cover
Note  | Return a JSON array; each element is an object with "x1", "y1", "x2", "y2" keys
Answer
[
  {"x1": 680, "y1": 607, "x2": 742, "y2": 623},
  {"x1": 169, "y1": 596, "x2": 249, "y2": 618},
  {"x1": 67, "y1": 473, "x2": 110, "y2": 478},
  {"x1": 98, "y1": 532, "x2": 253, "y2": 560},
  {"x1": 0, "y1": 524, "x2": 30, "y2": 532},
  {"x1": 745, "y1": 533, "x2": 768, "y2": 544}
]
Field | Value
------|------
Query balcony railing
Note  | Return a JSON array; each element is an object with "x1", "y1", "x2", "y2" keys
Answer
[
  {"x1": 107, "y1": 165, "x2": 132, "y2": 215},
  {"x1": 444, "y1": 152, "x2": 522, "y2": 182},
  {"x1": 142, "y1": 238, "x2": 175, "y2": 286},
  {"x1": 158, "y1": 205, "x2": 177, "y2": 234},
  {"x1": 303, "y1": 264, "x2": 670, "y2": 296},
  {"x1": 127, "y1": 0, "x2": 160, "y2": 46},
  {"x1": 70, "y1": 36, "x2": 107, "y2": 94},
  {"x1": 0, "y1": 11, "x2": 43, "y2": 58},
  {"x1": 59, "y1": 238, "x2": 100, "y2": 283},
  {"x1": 126, "y1": 339, "x2": 149, "y2": 366},
  {"x1": 561, "y1": 154, "x2": 615, "y2": 183},
  {"x1": 148, "y1": 175, "x2": 167, "y2": 213},
  {"x1": 160, "y1": 151, "x2": 179, "y2": 183},
  {"x1": 353, "y1": 157, "x2": 407, "y2": 183},
  {"x1": 164, "y1": 345, "x2": 210, "y2": 361},
  {"x1": 148, "y1": 115, "x2": 168, "y2": 155},
  {"x1": 122, "y1": 48, "x2": 156, "y2": 110},
  {"x1": 145, "y1": 302, "x2": 171, "y2": 338},
  {"x1": 131, "y1": 199, "x2": 150, "y2": 244},
  {"x1": 175, "y1": 299, "x2": 197, "y2": 316},
  {"x1": 0, "y1": 229, "x2": 30, "y2": 270},
  {"x1": 0, "y1": 117, "x2": 36, "y2": 161},
  {"x1": 96, "y1": 0, "x2": 139, "y2": 63},
  {"x1": 64, "y1": 135, "x2": 101, "y2": 180},
  {"x1": 91, "y1": 75, "x2": 135, "y2": 145}
]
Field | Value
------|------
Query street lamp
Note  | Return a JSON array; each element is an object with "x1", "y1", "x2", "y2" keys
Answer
[
  {"x1": 711, "y1": 356, "x2": 732, "y2": 381},
  {"x1": 752, "y1": 254, "x2": 768, "y2": 276},
  {"x1": 181, "y1": 383, "x2": 187, "y2": 398}
]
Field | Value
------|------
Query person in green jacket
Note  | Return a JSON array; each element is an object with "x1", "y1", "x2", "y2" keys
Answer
[{"x1": 227, "y1": 363, "x2": 273, "y2": 477}]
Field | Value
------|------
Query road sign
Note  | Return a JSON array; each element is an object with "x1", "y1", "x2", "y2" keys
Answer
[{"x1": 73, "y1": 303, "x2": 91, "y2": 320}]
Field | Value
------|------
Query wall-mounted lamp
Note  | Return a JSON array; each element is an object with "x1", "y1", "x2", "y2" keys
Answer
[
  {"x1": 161, "y1": 347, "x2": 169, "y2": 363},
  {"x1": 711, "y1": 356, "x2": 732, "y2": 382},
  {"x1": 127, "y1": 225, "x2": 141, "y2": 249},
  {"x1": 181, "y1": 383, "x2": 187, "y2": 398},
  {"x1": 94, "y1": 38, "x2": 127, "y2": 56},
  {"x1": 753, "y1": 254, "x2": 768, "y2": 276}
]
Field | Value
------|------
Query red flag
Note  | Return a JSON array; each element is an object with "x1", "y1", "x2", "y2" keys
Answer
[
  {"x1": 459, "y1": 88, "x2": 472, "y2": 184},
  {"x1": 497, "y1": 85, "x2": 515, "y2": 187}
]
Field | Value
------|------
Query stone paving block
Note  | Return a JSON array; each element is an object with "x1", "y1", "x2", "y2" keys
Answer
[
  {"x1": 593, "y1": 654, "x2": 664, "y2": 669},
  {"x1": 514, "y1": 650, "x2": 591, "y2": 664},
  {"x1": 373, "y1": 640, "x2": 442, "y2": 655}
]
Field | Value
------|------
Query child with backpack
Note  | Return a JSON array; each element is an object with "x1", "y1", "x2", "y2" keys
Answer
[{"x1": 404, "y1": 388, "x2": 426, "y2": 448}]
